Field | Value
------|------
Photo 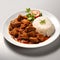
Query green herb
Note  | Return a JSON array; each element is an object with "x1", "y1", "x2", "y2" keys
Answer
[
  {"x1": 40, "y1": 20, "x2": 46, "y2": 24},
  {"x1": 26, "y1": 8, "x2": 43, "y2": 22},
  {"x1": 26, "y1": 8, "x2": 35, "y2": 21},
  {"x1": 26, "y1": 13, "x2": 31, "y2": 17},
  {"x1": 27, "y1": 17, "x2": 33, "y2": 21},
  {"x1": 26, "y1": 13, "x2": 35, "y2": 21},
  {"x1": 26, "y1": 8, "x2": 31, "y2": 13}
]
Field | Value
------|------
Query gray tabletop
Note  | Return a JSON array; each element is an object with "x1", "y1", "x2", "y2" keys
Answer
[{"x1": 0, "y1": 0, "x2": 60, "y2": 60}]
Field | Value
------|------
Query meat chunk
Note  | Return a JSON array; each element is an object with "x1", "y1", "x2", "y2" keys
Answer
[
  {"x1": 17, "y1": 15, "x2": 27, "y2": 21},
  {"x1": 29, "y1": 37, "x2": 39, "y2": 43},
  {"x1": 17, "y1": 28, "x2": 24, "y2": 33},
  {"x1": 36, "y1": 34, "x2": 48, "y2": 42},
  {"x1": 39, "y1": 36, "x2": 49, "y2": 42},
  {"x1": 10, "y1": 19, "x2": 21, "y2": 28},
  {"x1": 25, "y1": 26, "x2": 36, "y2": 32},
  {"x1": 20, "y1": 24, "x2": 27, "y2": 29},
  {"x1": 9, "y1": 25, "x2": 13, "y2": 31},
  {"x1": 21, "y1": 19, "x2": 30, "y2": 25},
  {"x1": 20, "y1": 19, "x2": 30, "y2": 29},
  {"x1": 28, "y1": 31, "x2": 36, "y2": 37},
  {"x1": 18, "y1": 32, "x2": 28, "y2": 40},
  {"x1": 9, "y1": 28, "x2": 19, "y2": 38},
  {"x1": 28, "y1": 23, "x2": 32, "y2": 26}
]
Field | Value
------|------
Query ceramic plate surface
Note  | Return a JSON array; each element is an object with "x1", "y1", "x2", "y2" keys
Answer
[{"x1": 3, "y1": 9, "x2": 60, "y2": 48}]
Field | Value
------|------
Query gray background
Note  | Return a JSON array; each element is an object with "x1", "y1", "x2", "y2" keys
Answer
[{"x1": 0, "y1": 0, "x2": 60, "y2": 60}]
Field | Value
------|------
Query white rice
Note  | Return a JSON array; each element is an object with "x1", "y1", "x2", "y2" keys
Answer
[{"x1": 32, "y1": 16, "x2": 55, "y2": 37}]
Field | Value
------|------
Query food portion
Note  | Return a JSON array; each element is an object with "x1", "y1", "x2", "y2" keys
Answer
[
  {"x1": 9, "y1": 15, "x2": 49, "y2": 44},
  {"x1": 26, "y1": 8, "x2": 42, "y2": 21},
  {"x1": 32, "y1": 16, "x2": 55, "y2": 37},
  {"x1": 30, "y1": 10, "x2": 42, "y2": 18},
  {"x1": 8, "y1": 8, "x2": 55, "y2": 44}
]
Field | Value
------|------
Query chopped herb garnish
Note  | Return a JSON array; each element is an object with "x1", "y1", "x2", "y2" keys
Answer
[
  {"x1": 27, "y1": 17, "x2": 33, "y2": 21},
  {"x1": 26, "y1": 8, "x2": 42, "y2": 21},
  {"x1": 26, "y1": 8, "x2": 31, "y2": 13},
  {"x1": 26, "y1": 13, "x2": 31, "y2": 17},
  {"x1": 40, "y1": 20, "x2": 46, "y2": 24},
  {"x1": 26, "y1": 13, "x2": 35, "y2": 21}
]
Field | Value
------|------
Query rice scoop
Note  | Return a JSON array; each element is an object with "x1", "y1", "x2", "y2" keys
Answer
[{"x1": 32, "y1": 16, "x2": 55, "y2": 37}]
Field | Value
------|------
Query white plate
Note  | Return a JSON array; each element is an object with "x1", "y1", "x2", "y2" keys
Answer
[{"x1": 3, "y1": 9, "x2": 60, "y2": 48}]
